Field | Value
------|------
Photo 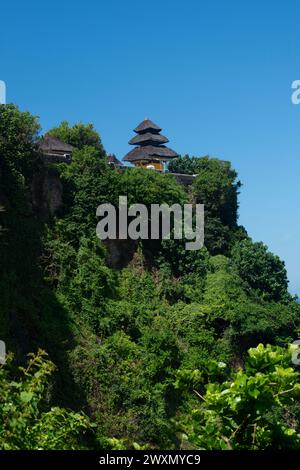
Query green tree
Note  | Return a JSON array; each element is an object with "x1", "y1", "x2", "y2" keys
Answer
[
  {"x1": 48, "y1": 120, "x2": 104, "y2": 151},
  {"x1": 114, "y1": 168, "x2": 188, "y2": 207},
  {"x1": 158, "y1": 241, "x2": 210, "y2": 278},
  {"x1": 231, "y1": 238, "x2": 290, "y2": 302},
  {"x1": 168, "y1": 154, "x2": 203, "y2": 175},
  {"x1": 175, "y1": 344, "x2": 300, "y2": 449},
  {"x1": 56, "y1": 145, "x2": 113, "y2": 239},
  {"x1": 192, "y1": 156, "x2": 241, "y2": 227},
  {"x1": 66, "y1": 237, "x2": 116, "y2": 332},
  {"x1": 169, "y1": 155, "x2": 242, "y2": 254},
  {"x1": 0, "y1": 104, "x2": 40, "y2": 195}
]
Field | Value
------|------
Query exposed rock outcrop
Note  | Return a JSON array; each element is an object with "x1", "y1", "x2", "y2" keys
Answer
[
  {"x1": 31, "y1": 166, "x2": 63, "y2": 219},
  {"x1": 104, "y1": 239, "x2": 138, "y2": 269}
]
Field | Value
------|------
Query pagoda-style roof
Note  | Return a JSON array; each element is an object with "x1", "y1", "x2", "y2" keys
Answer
[
  {"x1": 124, "y1": 145, "x2": 178, "y2": 163},
  {"x1": 128, "y1": 132, "x2": 169, "y2": 146},
  {"x1": 123, "y1": 118, "x2": 178, "y2": 163},
  {"x1": 134, "y1": 119, "x2": 162, "y2": 134},
  {"x1": 37, "y1": 134, "x2": 74, "y2": 154}
]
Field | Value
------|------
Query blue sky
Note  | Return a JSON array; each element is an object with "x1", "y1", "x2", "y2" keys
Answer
[{"x1": 2, "y1": 0, "x2": 300, "y2": 294}]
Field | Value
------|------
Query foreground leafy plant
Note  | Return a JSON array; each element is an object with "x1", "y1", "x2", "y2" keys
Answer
[
  {"x1": 0, "y1": 350, "x2": 92, "y2": 449},
  {"x1": 175, "y1": 344, "x2": 300, "y2": 449}
]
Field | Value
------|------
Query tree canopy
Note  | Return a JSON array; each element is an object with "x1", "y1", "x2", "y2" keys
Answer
[{"x1": 48, "y1": 120, "x2": 104, "y2": 151}]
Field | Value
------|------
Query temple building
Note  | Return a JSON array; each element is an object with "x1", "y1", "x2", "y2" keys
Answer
[
  {"x1": 37, "y1": 134, "x2": 74, "y2": 163},
  {"x1": 107, "y1": 153, "x2": 123, "y2": 169},
  {"x1": 123, "y1": 118, "x2": 178, "y2": 171}
]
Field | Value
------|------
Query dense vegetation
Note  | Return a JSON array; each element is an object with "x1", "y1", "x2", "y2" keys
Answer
[{"x1": 0, "y1": 104, "x2": 300, "y2": 450}]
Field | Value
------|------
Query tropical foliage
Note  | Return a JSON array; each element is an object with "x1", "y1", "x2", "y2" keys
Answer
[{"x1": 0, "y1": 105, "x2": 299, "y2": 450}]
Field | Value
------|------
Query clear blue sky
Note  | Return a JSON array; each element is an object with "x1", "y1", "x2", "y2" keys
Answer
[{"x1": 2, "y1": 0, "x2": 300, "y2": 294}]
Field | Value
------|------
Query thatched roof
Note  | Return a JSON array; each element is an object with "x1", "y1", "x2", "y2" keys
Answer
[
  {"x1": 123, "y1": 145, "x2": 178, "y2": 162},
  {"x1": 128, "y1": 132, "x2": 169, "y2": 146},
  {"x1": 134, "y1": 119, "x2": 162, "y2": 134},
  {"x1": 124, "y1": 118, "x2": 178, "y2": 163},
  {"x1": 37, "y1": 134, "x2": 74, "y2": 153},
  {"x1": 107, "y1": 154, "x2": 122, "y2": 166}
]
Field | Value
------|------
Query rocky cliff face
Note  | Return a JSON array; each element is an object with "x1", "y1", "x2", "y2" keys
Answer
[
  {"x1": 31, "y1": 165, "x2": 63, "y2": 219},
  {"x1": 30, "y1": 164, "x2": 141, "y2": 269},
  {"x1": 104, "y1": 239, "x2": 138, "y2": 268}
]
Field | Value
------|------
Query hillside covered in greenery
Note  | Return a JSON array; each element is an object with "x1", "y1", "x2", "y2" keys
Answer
[{"x1": 1, "y1": 104, "x2": 300, "y2": 450}]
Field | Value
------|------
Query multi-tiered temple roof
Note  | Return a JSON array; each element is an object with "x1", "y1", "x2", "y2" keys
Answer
[{"x1": 123, "y1": 119, "x2": 178, "y2": 167}]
